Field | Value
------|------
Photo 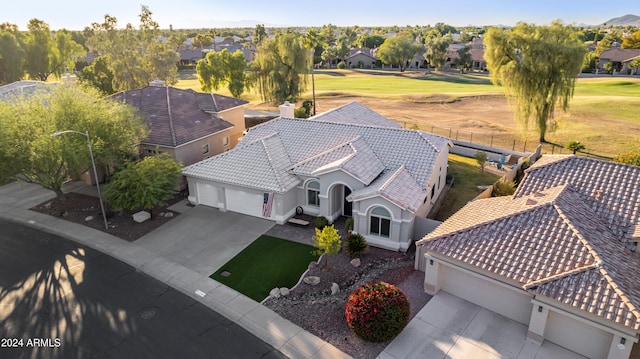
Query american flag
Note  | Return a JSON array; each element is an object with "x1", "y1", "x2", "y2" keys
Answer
[{"x1": 262, "y1": 192, "x2": 274, "y2": 217}]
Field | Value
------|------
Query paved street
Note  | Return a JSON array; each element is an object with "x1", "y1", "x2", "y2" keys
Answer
[{"x1": 0, "y1": 219, "x2": 286, "y2": 359}]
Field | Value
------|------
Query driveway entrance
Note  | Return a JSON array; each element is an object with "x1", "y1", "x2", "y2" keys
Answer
[{"x1": 135, "y1": 205, "x2": 275, "y2": 275}]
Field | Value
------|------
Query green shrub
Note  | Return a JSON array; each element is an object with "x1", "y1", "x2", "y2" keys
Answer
[
  {"x1": 314, "y1": 216, "x2": 329, "y2": 229},
  {"x1": 337, "y1": 61, "x2": 346, "y2": 69},
  {"x1": 344, "y1": 233, "x2": 368, "y2": 257},
  {"x1": 492, "y1": 179, "x2": 516, "y2": 197},
  {"x1": 345, "y1": 217, "x2": 354, "y2": 231},
  {"x1": 294, "y1": 107, "x2": 309, "y2": 118},
  {"x1": 345, "y1": 282, "x2": 410, "y2": 342}
]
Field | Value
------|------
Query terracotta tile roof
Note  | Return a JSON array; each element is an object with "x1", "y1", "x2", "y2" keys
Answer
[
  {"x1": 418, "y1": 182, "x2": 640, "y2": 330},
  {"x1": 516, "y1": 156, "x2": 640, "y2": 240},
  {"x1": 110, "y1": 86, "x2": 247, "y2": 147},
  {"x1": 182, "y1": 133, "x2": 299, "y2": 193}
]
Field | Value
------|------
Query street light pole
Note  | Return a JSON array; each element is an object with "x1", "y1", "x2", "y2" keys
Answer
[{"x1": 51, "y1": 130, "x2": 109, "y2": 230}]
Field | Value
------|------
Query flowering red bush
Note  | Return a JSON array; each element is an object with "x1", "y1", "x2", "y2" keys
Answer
[{"x1": 344, "y1": 281, "x2": 410, "y2": 342}]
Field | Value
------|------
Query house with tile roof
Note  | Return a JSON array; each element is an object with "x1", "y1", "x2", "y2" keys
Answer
[
  {"x1": 110, "y1": 81, "x2": 248, "y2": 167},
  {"x1": 598, "y1": 48, "x2": 640, "y2": 74},
  {"x1": 416, "y1": 155, "x2": 640, "y2": 359},
  {"x1": 0, "y1": 80, "x2": 57, "y2": 101},
  {"x1": 183, "y1": 102, "x2": 452, "y2": 251}
]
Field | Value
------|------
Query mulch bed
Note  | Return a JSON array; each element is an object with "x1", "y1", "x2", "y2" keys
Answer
[
  {"x1": 29, "y1": 192, "x2": 184, "y2": 241},
  {"x1": 264, "y1": 246, "x2": 432, "y2": 359}
]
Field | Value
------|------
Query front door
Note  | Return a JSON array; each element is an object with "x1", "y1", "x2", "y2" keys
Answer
[{"x1": 343, "y1": 187, "x2": 352, "y2": 217}]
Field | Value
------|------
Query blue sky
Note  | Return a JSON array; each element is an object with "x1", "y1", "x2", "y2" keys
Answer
[{"x1": 3, "y1": 0, "x2": 637, "y2": 30}]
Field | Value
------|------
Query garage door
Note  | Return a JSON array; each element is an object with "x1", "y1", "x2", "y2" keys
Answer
[
  {"x1": 226, "y1": 188, "x2": 264, "y2": 218},
  {"x1": 545, "y1": 310, "x2": 611, "y2": 359},
  {"x1": 197, "y1": 182, "x2": 219, "y2": 207},
  {"x1": 440, "y1": 265, "x2": 532, "y2": 325}
]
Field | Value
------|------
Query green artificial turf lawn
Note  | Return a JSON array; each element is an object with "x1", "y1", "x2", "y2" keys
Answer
[{"x1": 210, "y1": 235, "x2": 320, "y2": 302}]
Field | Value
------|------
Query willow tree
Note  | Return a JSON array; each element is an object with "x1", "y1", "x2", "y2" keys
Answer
[
  {"x1": 249, "y1": 30, "x2": 309, "y2": 104},
  {"x1": 196, "y1": 48, "x2": 247, "y2": 98},
  {"x1": 484, "y1": 21, "x2": 586, "y2": 143}
]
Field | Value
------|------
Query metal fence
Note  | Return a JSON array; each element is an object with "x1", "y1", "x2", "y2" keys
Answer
[{"x1": 411, "y1": 123, "x2": 612, "y2": 160}]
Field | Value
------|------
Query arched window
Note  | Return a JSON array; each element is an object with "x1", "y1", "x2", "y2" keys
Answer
[
  {"x1": 307, "y1": 180, "x2": 320, "y2": 207},
  {"x1": 370, "y1": 207, "x2": 391, "y2": 237}
]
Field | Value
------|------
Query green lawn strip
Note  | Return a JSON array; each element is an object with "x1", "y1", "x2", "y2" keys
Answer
[
  {"x1": 435, "y1": 154, "x2": 501, "y2": 221},
  {"x1": 210, "y1": 235, "x2": 319, "y2": 302}
]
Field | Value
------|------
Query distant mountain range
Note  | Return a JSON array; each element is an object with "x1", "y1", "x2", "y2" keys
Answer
[{"x1": 602, "y1": 14, "x2": 640, "y2": 26}]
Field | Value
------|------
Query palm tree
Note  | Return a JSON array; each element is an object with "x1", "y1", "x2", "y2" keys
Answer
[
  {"x1": 566, "y1": 141, "x2": 585, "y2": 155},
  {"x1": 304, "y1": 29, "x2": 322, "y2": 116}
]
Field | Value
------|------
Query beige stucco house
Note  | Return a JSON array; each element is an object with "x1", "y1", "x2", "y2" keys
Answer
[
  {"x1": 110, "y1": 82, "x2": 248, "y2": 167},
  {"x1": 183, "y1": 102, "x2": 452, "y2": 251},
  {"x1": 417, "y1": 155, "x2": 640, "y2": 359}
]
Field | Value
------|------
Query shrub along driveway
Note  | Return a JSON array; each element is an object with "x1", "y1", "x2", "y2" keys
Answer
[{"x1": 135, "y1": 205, "x2": 275, "y2": 276}]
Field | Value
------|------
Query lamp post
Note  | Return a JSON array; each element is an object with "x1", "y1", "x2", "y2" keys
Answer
[{"x1": 51, "y1": 130, "x2": 108, "y2": 230}]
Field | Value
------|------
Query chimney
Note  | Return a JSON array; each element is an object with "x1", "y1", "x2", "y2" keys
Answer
[
  {"x1": 149, "y1": 79, "x2": 165, "y2": 87},
  {"x1": 279, "y1": 101, "x2": 295, "y2": 118}
]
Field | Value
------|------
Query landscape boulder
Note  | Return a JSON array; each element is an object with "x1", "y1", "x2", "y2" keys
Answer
[
  {"x1": 269, "y1": 288, "x2": 281, "y2": 298},
  {"x1": 133, "y1": 210, "x2": 151, "y2": 223},
  {"x1": 280, "y1": 287, "x2": 290, "y2": 296},
  {"x1": 303, "y1": 276, "x2": 321, "y2": 286},
  {"x1": 331, "y1": 282, "x2": 340, "y2": 295},
  {"x1": 350, "y1": 258, "x2": 361, "y2": 267}
]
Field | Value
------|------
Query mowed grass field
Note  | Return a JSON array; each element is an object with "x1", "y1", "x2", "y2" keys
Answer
[{"x1": 176, "y1": 69, "x2": 640, "y2": 157}]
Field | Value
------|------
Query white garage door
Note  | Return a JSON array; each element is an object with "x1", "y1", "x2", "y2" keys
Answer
[
  {"x1": 197, "y1": 182, "x2": 219, "y2": 207},
  {"x1": 545, "y1": 310, "x2": 611, "y2": 359},
  {"x1": 226, "y1": 188, "x2": 264, "y2": 218},
  {"x1": 440, "y1": 265, "x2": 532, "y2": 325}
]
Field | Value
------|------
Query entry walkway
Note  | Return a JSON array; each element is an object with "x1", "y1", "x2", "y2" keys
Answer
[{"x1": 380, "y1": 292, "x2": 585, "y2": 359}]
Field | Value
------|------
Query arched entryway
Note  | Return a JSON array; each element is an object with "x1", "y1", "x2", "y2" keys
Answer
[{"x1": 328, "y1": 183, "x2": 353, "y2": 219}]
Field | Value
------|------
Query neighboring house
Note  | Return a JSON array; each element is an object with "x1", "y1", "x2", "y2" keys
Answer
[
  {"x1": 416, "y1": 155, "x2": 640, "y2": 359},
  {"x1": 110, "y1": 81, "x2": 248, "y2": 167},
  {"x1": 345, "y1": 50, "x2": 377, "y2": 69},
  {"x1": 183, "y1": 102, "x2": 452, "y2": 251},
  {"x1": 598, "y1": 48, "x2": 640, "y2": 74},
  {"x1": 178, "y1": 49, "x2": 205, "y2": 65},
  {"x1": 471, "y1": 48, "x2": 487, "y2": 71},
  {"x1": 0, "y1": 80, "x2": 56, "y2": 100}
]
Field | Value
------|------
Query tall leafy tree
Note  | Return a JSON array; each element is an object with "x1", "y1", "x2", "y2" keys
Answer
[
  {"x1": 336, "y1": 34, "x2": 351, "y2": 65},
  {"x1": 0, "y1": 31, "x2": 25, "y2": 84},
  {"x1": 377, "y1": 33, "x2": 424, "y2": 72},
  {"x1": 0, "y1": 85, "x2": 148, "y2": 198},
  {"x1": 196, "y1": 49, "x2": 247, "y2": 98},
  {"x1": 423, "y1": 33, "x2": 453, "y2": 70},
  {"x1": 484, "y1": 21, "x2": 586, "y2": 143},
  {"x1": 454, "y1": 43, "x2": 473, "y2": 72},
  {"x1": 78, "y1": 55, "x2": 115, "y2": 94},
  {"x1": 253, "y1": 24, "x2": 267, "y2": 45},
  {"x1": 622, "y1": 29, "x2": 640, "y2": 49},
  {"x1": 249, "y1": 31, "x2": 309, "y2": 104},
  {"x1": 85, "y1": 6, "x2": 179, "y2": 92},
  {"x1": 23, "y1": 19, "x2": 54, "y2": 81},
  {"x1": 53, "y1": 30, "x2": 85, "y2": 74}
]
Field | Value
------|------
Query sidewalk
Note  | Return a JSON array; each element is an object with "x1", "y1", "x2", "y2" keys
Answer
[{"x1": 0, "y1": 181, "x2": 351, "y2": 359}]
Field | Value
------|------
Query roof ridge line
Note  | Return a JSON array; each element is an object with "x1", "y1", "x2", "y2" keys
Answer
[
  {"x1": 290, "y1": 135, "x2": 361, "y2": 169},
  {"x1": 523, "y1": 264, "x2": 598, "y2": 290},
  {"x1": 598, "y1": 266, "x2": 640, "y2": 322},
  {"x1": 165, "y1": 87, "x2": 177, "y2": 147},
  {"x1": 379, "y1": 165, "x2": 407, "y2": 193},
  {"x1": 552, "y1": 201, "x2": 605, "y2": 265}
]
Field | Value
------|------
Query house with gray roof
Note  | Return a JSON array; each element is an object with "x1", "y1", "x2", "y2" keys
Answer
[
  {"x1": 183, "y1": 102, "x2": 452, "y2": 251},
  {"x1": 0, "y1": 80, "x2": 57, "y2": 101},
  {"x1": 110, "y1": 81, "x2": 248, "y2": 167},
  {"x1": 416, "y1": 155, "x2": 640, "y2": 359},
  {"x1": 598, "y1": 48, "x2": 640, "y2": 74}
]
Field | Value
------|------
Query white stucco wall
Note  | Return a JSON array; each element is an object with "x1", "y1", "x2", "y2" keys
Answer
[
  {"x1": 545, "y1": 310, "x2": 612, "y2": 359},
  {"x1": 437, "y1": 263, "x2": 533, "y2": 325}
]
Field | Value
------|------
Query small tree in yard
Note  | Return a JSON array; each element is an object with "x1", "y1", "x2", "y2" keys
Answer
[
  {"x1": 566, "y1": 141, "x2": 585, "y2": 155},
  {"x1": 475, "y1": 151, "x2": 488, "y2": 173},
  {"x1": 104, "y1": 153, "x2": 182, "y2": 214},
  {"x1": 312, "y1": 224, "x2": 341, "y2": 270}
]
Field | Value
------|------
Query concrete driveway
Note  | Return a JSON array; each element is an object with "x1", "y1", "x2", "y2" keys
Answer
[
  {"x1": 380, "y1": 292, "x2": 585, "y2": 359},
  {"x1": 135, "y1": 205, "x2": 275, "y2": 276}
]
